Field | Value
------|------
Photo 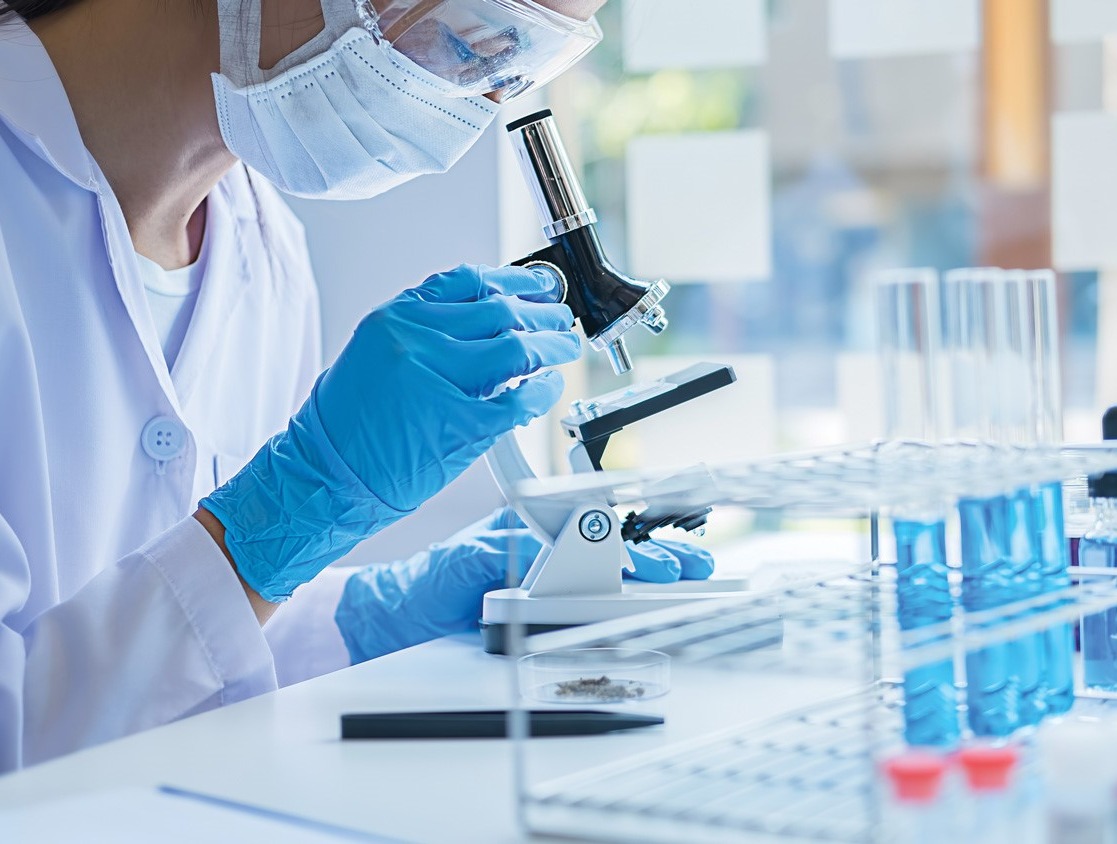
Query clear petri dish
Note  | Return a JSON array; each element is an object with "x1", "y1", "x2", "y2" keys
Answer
[{"x1": 518, "y1": 648, "x2": 670, "y2": 704}]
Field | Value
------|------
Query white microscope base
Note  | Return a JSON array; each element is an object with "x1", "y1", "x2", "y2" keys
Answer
[{"x1": 482, "y1": 579, "x2": 749, "y2": 626}]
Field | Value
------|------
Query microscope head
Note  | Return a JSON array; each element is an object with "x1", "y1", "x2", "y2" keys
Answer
[{"x1": 507, "y1": 110, "x2": 669, "y2": 375}]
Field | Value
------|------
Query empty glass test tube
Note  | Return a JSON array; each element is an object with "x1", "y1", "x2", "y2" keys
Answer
[
  {"x1": 940, "y1": 268, "x2": 998, "y2": 444},
  {"x1": 877, "y1": 269, "x2": 958, "y2": 747},
  {"x1": 877, "y1": 268, "x2": 940, "y2": 444}
]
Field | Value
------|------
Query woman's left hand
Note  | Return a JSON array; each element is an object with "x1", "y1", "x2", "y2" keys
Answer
[{"x1": 334, "y1": 507, "x2": 715, "y2": 663}]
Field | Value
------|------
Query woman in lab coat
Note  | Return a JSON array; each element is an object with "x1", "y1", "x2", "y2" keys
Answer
[{"x1": 0, "y1": 0, "x2": 714, "y2": 770}]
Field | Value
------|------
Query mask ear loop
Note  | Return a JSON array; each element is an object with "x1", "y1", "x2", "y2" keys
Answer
[
  {"x1": 217, "y1": 0, "x2": 373, "y2": 87},
  {"x1": 216, "y1": 0, "x2": 265, "y2": 88}
]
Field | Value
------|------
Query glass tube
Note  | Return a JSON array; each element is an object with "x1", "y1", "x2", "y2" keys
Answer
[
  {"x1": 996, "y1": 270, "x2": 1063, "y2": 446},
  {"x1": 945, "y1": 268, "x2": 1032, "y2": 735},
  {"x1": 1026, "y1": 269, "x2": 1063, "y2": 445},
  {"x1": 876, "y1": 269, "x2": 958, "y2": 747},
  {"x1": 997, "y1": 271, "x2": 1052, "y2": 724},
  {"x1": 941, "y1": 268, "x2": 998, "y2": 444},
  {"x1": 876, "y1": 268, "x2": 940, "y2": 442},
  {"x1": 996, "y1": 271, "x2": 1036, "y2": 445},
  {"x1": 1021, "y1": 270, "x2": 1074, "y2": 715}
]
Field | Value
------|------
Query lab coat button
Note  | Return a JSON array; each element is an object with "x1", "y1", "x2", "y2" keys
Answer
[{"x1": 141, "y1": 416, "x2": 186, "y2": 462}]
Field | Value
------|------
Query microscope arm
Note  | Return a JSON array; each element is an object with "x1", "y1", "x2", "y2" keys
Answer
[
  {"x1": 485, "y1": 434, "x2": 572, "y2": 545},
  {"x1": 485, "y1": 433, "x2": 627, "y2": 597}
]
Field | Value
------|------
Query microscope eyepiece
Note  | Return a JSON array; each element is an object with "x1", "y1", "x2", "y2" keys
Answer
[
  {"x1": 507, "y1": 112, "x2": 670, "y2": 376},
  {"x1": 507, "y1": 110, "x2": 597, "y2": 240}
]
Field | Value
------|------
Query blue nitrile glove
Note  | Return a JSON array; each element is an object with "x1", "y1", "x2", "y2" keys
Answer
[
  {"x1": 201, "y1": 265, "x2": 580, "y2": 602},
  {"x1": 334, "y1": 507, "x2": 716, "y2": 663}
]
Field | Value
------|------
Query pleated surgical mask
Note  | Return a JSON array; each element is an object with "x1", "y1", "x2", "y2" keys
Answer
[{"x1": 211, "y1": 0, "x2": 498, "y2": 200}]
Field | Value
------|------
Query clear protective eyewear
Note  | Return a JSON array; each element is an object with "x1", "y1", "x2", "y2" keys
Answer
[{"x1": 359, "y1": 0, "x2": 603, "y2": 100}]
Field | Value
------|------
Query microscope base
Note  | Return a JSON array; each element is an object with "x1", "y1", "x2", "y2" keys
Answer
[{"x1": 479, "y1": 580, "x2": 749, "y2": 655}]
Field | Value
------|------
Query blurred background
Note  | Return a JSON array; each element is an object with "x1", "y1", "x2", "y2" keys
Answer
[{"x1": 286, "y1": 0, "x2": 1117, "y2": 563}]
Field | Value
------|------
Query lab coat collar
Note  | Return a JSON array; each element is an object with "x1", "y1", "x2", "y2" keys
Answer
[
  {"x1": 0, "y1": 17, "x2": 99, "y2": 191},
  {"x1": 0, "y1": 17, "x2": 257, "y2": 415},
  {"x1": 170, "y1": 174, "x2": 253, "y2": 407}
]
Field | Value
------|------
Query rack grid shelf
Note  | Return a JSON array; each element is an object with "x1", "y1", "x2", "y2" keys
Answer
[{"x1": 506, "y1": 442, "x2": 1117, "y2": 843}]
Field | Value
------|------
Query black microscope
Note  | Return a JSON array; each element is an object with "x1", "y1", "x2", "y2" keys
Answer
[{"x1": 478, "y1": 111, "x2": 743, "y2": 652}]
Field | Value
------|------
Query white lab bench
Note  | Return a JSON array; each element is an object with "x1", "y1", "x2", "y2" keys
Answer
[
  {"x1": 0, "y1": 532, "x2": 868, "y2": 843},
  {"x1": 0, "y1": 632, "x2": 863, "y2": 843}
]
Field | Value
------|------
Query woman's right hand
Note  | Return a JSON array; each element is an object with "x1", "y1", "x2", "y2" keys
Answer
[{"x1": 200, "y1": 264, "x2": 581, "y2": 603}]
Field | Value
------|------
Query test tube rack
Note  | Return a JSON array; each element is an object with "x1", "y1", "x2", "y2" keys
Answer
[{"x1": 505, "y1": 441, "x2": 1117, "y2": 844}]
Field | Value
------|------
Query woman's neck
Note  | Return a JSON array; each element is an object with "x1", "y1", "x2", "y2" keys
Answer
[{"x1": 30, "y1": 0, "x2": 233, "y2": 269}]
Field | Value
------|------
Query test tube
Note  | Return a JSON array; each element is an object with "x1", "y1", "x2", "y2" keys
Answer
[
  {"x1": 999, "y1": 271, "x2": 1052, "y2": 724},
  {"x1": 940, "y1": 268, "x2": 998, "y2": 444},
  {"x1": 990, "y1": 269, "x2": 1065, "y2": 446},
  {"x1": 946, "y1": 268, "x2": 1030, "y2": 735},
  {"x1": 876, "y1": 269, "x2": 958, "y2": 748},
  {"x1": 951, "y1": 267, "x2": 1073, "y2": 730},
  {"x1": 1025, "y1": 269, "x2": 1063, "y2": 445},
  {"x1": 876, "y1": 268, "x2": 940, "y2": 442},
  {"x1": 1020, "y1": 270, "x2": 1074, "y2": 715},
  {"x1": 995, "y1": 272, "x2": 1036, "y2": 445}
]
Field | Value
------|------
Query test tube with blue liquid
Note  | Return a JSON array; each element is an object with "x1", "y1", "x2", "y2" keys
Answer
[
  {"x1": 877, "y1": 268, "x2": 959, "y2": 747},
  {"x1": 1015, "y1": 270, "x2": 1073, "y2": 715},
  {"x1": 993, "y1": 272, "x2": 1049, "y2": 725},
  {"x1": 948, "y1": 269, "x2": 1066, "y2": 734},
  {"x1": 988, "y1": 272, "x2": 1072, "y2": 717},
  {"x1": 944, "y1": 269, "x2": 1026, "y2": 735}
]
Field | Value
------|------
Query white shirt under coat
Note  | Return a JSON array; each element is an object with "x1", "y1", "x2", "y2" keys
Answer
[
  {"x1": 0, "y1": 19, "x2": 352, "y2": 771},
  {"x1": 138, "y1": 244, "x2": 205, "y2": 371}
]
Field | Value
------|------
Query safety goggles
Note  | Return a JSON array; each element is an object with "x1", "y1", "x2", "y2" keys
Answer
[{"x1": 359, "y1": 0, "x2": 603, "y2": 100}]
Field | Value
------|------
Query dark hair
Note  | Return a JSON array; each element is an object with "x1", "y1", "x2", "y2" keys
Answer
[{"x1": 0, "y1": 1, "x2": 81, "y2": 20}]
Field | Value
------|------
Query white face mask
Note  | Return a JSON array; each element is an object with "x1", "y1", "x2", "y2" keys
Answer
[{"x1": 211, "y1": 0, "x2": 498, "y2": 200}]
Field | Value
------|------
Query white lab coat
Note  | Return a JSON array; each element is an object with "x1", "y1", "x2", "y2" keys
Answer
[{"x1": 0, "y1": 20, "x2": 352, "y2": 771}]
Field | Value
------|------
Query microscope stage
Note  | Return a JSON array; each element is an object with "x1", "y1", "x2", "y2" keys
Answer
[{"x1": 479, "y1": 579, "x2": 750, "y2": 654}]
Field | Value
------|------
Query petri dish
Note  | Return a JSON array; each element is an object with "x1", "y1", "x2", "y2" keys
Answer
[{"x1": 518, "y1": 648, "x2": 670, "y2": 704}]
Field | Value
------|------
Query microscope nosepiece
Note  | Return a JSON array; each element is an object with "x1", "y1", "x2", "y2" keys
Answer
[{"x1": 585, "y1": 278, "x2": 671, "y2": 369}]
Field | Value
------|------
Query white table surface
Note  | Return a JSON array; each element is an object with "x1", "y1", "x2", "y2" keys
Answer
[
  {"x1": 0, "y1": 532, "x2": 869, "y2": 843},
  {"x1": 0, "y1": 631, "x2": 860, "y2": 843}
]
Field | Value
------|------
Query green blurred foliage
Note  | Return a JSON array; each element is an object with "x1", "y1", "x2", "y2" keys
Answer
[
  {"x1": 566, "y1": 2, "x2": 756, "y2": 161},
  {"x1": 571, "y1": 70, "x2": 753, "y2": 158}
]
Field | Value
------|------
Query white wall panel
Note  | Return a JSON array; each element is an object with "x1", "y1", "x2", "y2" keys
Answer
[
  {"x1": 829, "y1": 0, "x2": 980, "y2": 59},
  {"x1": 1052, "y1": 111, "x2": 1117, "y2": 270},
  {"x1": 622, "y1": 0, "x2": 767, "y2": 72},
  {"x1": 1052, "y1": 0, "x2": 1117, "y2": 44},
  {"x1": 837, "y1": 353, "x2": 884, "y2": 443},
  {"x1": 627, "y1": 132, "x2": 772, "y2": 284}
]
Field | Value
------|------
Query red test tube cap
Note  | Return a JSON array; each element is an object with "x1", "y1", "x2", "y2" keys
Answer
[
  {"x1": 883, "y1": 753, "x2": 948, "y2": 802},
  {"x1": 957, "y1": 745, "x2": 1018, "y2": 792}
]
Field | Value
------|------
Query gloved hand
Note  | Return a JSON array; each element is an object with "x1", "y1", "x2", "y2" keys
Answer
[
  {"x1": 201, "y1": 265, "x2": 580, "y2": 602},
  {"x1": 334, "y1": 507, "x2": 716, "y2": 663}
]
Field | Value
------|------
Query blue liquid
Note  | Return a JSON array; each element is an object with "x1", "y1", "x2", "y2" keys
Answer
[
  {"x1": 893, "y1": 518, "x2": 958, "y2": 746},
  {"x1": 1032, "y1": 482, "x2": 1074, "y2": 714},
  {"x1": 959, "y1": 491, "x2": 1045, "y2": 735},
  {"x1": 1081, "y1": 536, "x2": 1117, "y2": 690}
]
